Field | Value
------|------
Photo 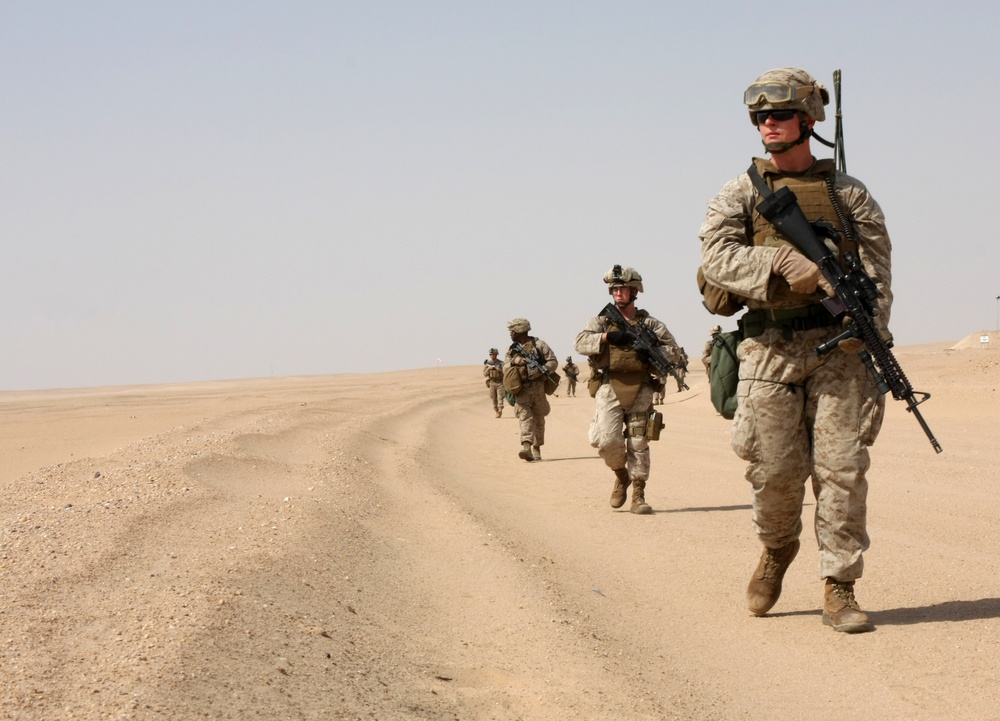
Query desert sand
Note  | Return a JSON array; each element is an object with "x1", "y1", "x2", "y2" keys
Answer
[{"x1": 1, "y1": 337, "x2": 998, "y2": 720}]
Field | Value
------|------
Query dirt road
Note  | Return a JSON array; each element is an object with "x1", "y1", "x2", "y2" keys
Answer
[{"x1": 1, "y1": 344, "x2": 998, "y2": 720}]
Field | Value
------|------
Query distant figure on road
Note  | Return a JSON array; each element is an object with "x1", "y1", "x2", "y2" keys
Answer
[
  {"x1": 503, "y1": 318, "x2": 557, "y2": 462},
  {"x1": 575, "y1": 265, "x2": 682, "y2": 514},
  {"x1": 483, "y1": 348, "x2": 505, "y2": 418},
  {"x1": 562, "y1": 357, "x2": 580, "y2": 397}
]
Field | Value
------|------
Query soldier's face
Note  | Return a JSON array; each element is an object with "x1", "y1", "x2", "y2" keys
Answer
[
  {"x1": 611, "y1": 286, "x2": 634, "y2": 306},
  {"x1": 758, "y1": 109, "x2": 813, "y2": 148}
]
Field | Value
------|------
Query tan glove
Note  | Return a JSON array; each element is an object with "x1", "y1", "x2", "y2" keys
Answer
[
  {"x1": 837, "y1": 317, "x2": 865, "y2": 354},
  {"x1": 772, "y1": 245, "x2": 821, "y2": 294},
  {"x1": 838, "y1": 337, "x2": 865, "y2": 354}
]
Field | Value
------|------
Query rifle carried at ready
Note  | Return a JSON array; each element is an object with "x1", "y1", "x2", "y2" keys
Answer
[
  {"x1": 598, "y1": 303, "x2": 689, "y2": 391},
  {"x1": 751, "y1": 170, "x2": 941, "y2": 453},
  {"x1": 510, "y1": 343, "x2": 561, "y2": 394}
]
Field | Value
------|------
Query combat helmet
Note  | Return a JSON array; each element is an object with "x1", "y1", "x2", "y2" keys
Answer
[
  {"x1": 744, "y1": 67, "x2": 829, "y2": 125},
  {"x1": 489, "y1": 348, "x2": 499, "y2": 355},
  {"x1": 745, "y1": 67, "x2": 830, "y2": 154},
  {"x1": 604, "y1": 264, "x2": 643, "y2": 294},
  {"x1": 507, "y1": 317, "x2": 531, "y2": 334}
]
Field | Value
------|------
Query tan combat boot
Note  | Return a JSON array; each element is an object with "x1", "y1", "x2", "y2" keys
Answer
[
  {"x1": 746, "y1": 540, "x2": 800, "y2": 616},
  {"x1": 518, "y1": 442, "x2": 534, "y2": 462},
  {"x1": 610, "y1": 468, "x2": 630, "y2": 508},
  {"x1": 531, "y1": 445, "x2": 541, "y2": 461},
  {"x1": 629, "y1": 479, "x2": 652, "y2": 515},
  {"x1": 823, "y1": 579, "x2": 874, "y2": 633}
]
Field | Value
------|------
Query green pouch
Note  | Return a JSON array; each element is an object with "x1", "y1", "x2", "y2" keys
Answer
[{"x1": 709, "y1": 330, "x2": 743, "y2": 420}]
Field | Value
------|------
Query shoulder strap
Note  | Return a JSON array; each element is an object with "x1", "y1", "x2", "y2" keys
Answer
[{"x1": 747, "y1": 163, "x2": 772, "y2": 198}]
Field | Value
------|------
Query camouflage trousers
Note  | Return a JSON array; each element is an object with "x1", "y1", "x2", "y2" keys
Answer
[
  {"x1": 731, "y1": 327, "x2": 885, "y2": 581},
  {"x1": 565, "y1": 377, "x2": 577, "y2": 396},
  {"x1": 514, "y1": 380, "x2": 550, "y2": 446},
  {"x1": 588, "y1": 382, "x2": 655, "y2": 482},
  {"x1": 487, "y1": 381, "x2": 505, "y2": 413}
]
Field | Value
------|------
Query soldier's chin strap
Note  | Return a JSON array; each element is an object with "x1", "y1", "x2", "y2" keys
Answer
[
  {"x1": 763, "y1": 117, "x2": 812, "y2": 154},
  {"x1": 763, "y1": 117, "x2": 836, "y2": 155}
]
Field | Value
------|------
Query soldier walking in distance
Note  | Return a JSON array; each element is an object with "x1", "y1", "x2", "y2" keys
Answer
[
  {"x1": 673, "y1": 347, "x2": 689, "y2": 393},
  {"x1": 699, "y1": 67, "x2": 892, "y2": 633},
  {"x1": 702, "y1": 326, "x2": 722, "y2": 379},
  {"x1": 483, "y1": 348, "x2": 505, "y2": 418},
  {"x1": 504, "y1": 318, "x2": 558, "y2": 462},
  {"x1": 562, "y1": 356, "x2": 580, "y2": 397},
  {"x1": 575, "y1": 266, "x2": 682, "y2": 513}
]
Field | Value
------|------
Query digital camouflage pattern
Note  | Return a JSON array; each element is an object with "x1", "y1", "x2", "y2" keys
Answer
[
  {"x1": 731, "y1": 326, "x2": 884, "y2": 580},
  {"x1": 700, "y1": 165, "x2": 892, "y2": 582},
  {"x1": 504, "y1": 337, "x2": 557, "y2": 447}
]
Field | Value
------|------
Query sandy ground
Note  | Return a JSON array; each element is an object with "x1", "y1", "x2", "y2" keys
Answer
[{"x1": 1, "y1": 339, "x2": 999, "y2": 720}]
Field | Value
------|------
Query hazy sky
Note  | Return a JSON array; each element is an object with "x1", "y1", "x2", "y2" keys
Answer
[{"x1": 3, "y1": 2, "x2": 998, "y2": 390}]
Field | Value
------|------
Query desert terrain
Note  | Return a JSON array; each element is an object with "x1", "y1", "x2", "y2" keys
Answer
[{"x1": 1, "y1": 336, "x2": 998, "y2": 720}]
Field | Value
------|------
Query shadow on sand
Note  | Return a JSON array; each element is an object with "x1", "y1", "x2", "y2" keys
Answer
[{"x1": 763, "y1": 598, "x2": 1000, "y2": 626}]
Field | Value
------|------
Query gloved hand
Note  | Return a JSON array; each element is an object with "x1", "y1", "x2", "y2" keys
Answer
[
  {"x1": 837, "y1": 317, "x2": 866, "y2": 354},
  {"x1": 772, "y1": 245, "x2": 821, "y2": 294},
  {"x1": 606, "y1": 330, "x2": 632, "y2": 347},
  {"x1": 838, "y1": 337, "x2": 865, "y2": 354}
]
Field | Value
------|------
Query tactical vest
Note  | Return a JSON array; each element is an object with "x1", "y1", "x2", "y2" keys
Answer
[
  {"x1": 486, "y1": 361, "x2": 503, "y2": 382},
  {"x1": 750, "y1": 157, "x2": 854, "y2": 307},
  {"x1": 594, "y1": 310, "x2": 651, "y2": 374},
  {"x1": 513, "y1": 338, "x2": 539, "y2": 381}
]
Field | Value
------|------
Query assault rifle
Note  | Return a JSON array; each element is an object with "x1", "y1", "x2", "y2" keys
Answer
[
  {"x1": 510, "y1": 343, "x2": 560, "y2": 387},
  {"x1": 754, "y1": 179, "x2": 942, "y2": 453},
  {"x1": 598, "y1": 303, "x2": 689, "y2": 391}
]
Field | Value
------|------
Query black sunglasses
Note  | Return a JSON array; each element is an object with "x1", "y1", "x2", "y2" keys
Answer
[{"x1": 755, "y1": 108, "x2": 799, "y2": 124}]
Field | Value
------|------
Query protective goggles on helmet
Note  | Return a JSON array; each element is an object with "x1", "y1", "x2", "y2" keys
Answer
[{"x1": 744, "y1": 81, "x2": 816, "y2": 107}]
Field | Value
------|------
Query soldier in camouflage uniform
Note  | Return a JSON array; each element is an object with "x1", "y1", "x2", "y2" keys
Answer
[
  {"x1": 483, "y1": 348, "x2": 505, "y2": 418},
  {"x1": 575, "y1": 266, "x2": 682, "y2": 514},
  {"x1": 562, "y1": 357, "x2": 580, "y2": 397},
  {"x1": 699, "y1": 67, "x2": 892, "y2": 633},
  {"x1": 504, "y1": 318, "x2": 558, "y2": 462},
  {"x1": 702, "y1": 325, "x2": 722, "y2": 379},
  {"x1": 673, "y1": 347, "x2": 689, "y2": 393}
]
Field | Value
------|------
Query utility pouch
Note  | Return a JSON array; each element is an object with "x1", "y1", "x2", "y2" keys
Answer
[
  {"x1": 588, "y1": 370, "x2": 604, "y2": 398},
  {"x1": 543, "y1": 371, "x2": 561, "y2": 396},
  {"x1": 625, "y1": 412, "x2": 649, "y2": 439},
  {"x1": 709, "y1": 329, "x2": 743, "y2": 420},
  {"x1": 697, "y1": 266, "x2": 746, "y2": 317},
  {"x1": 645, "y1": 410, "x2": 665, "y2": 441},
  {"x1": 502, "y1": 365, "x2": 522, "y2": 396}
]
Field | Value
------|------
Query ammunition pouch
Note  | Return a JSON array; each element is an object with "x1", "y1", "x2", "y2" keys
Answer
[
  {"x1": 741, "y1": 305, "x2": 837, "y2": 340},
  {"x1": 588, "y1": 369, "x2": 605, "y2": 398},
  {"x1": 624, "y1": 411, "x2": 665, "y2": 441}
]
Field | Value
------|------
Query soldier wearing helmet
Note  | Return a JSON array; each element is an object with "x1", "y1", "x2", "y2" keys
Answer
[
  {"x1": 562, "y1": 356, "x2": 580, "y2": 397},
  {"x1": 698, "y1": 67, "x2": 893, "y2": 634},
  {"x1": 483, "y1": 347, "x2": 505, "y2": 418},
  {"x1": 575, "y1": 265, "x2": 683, "y2": 514},
  {"x1": 503, "y1": 318, "x2": 558, "y2": 462}
]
